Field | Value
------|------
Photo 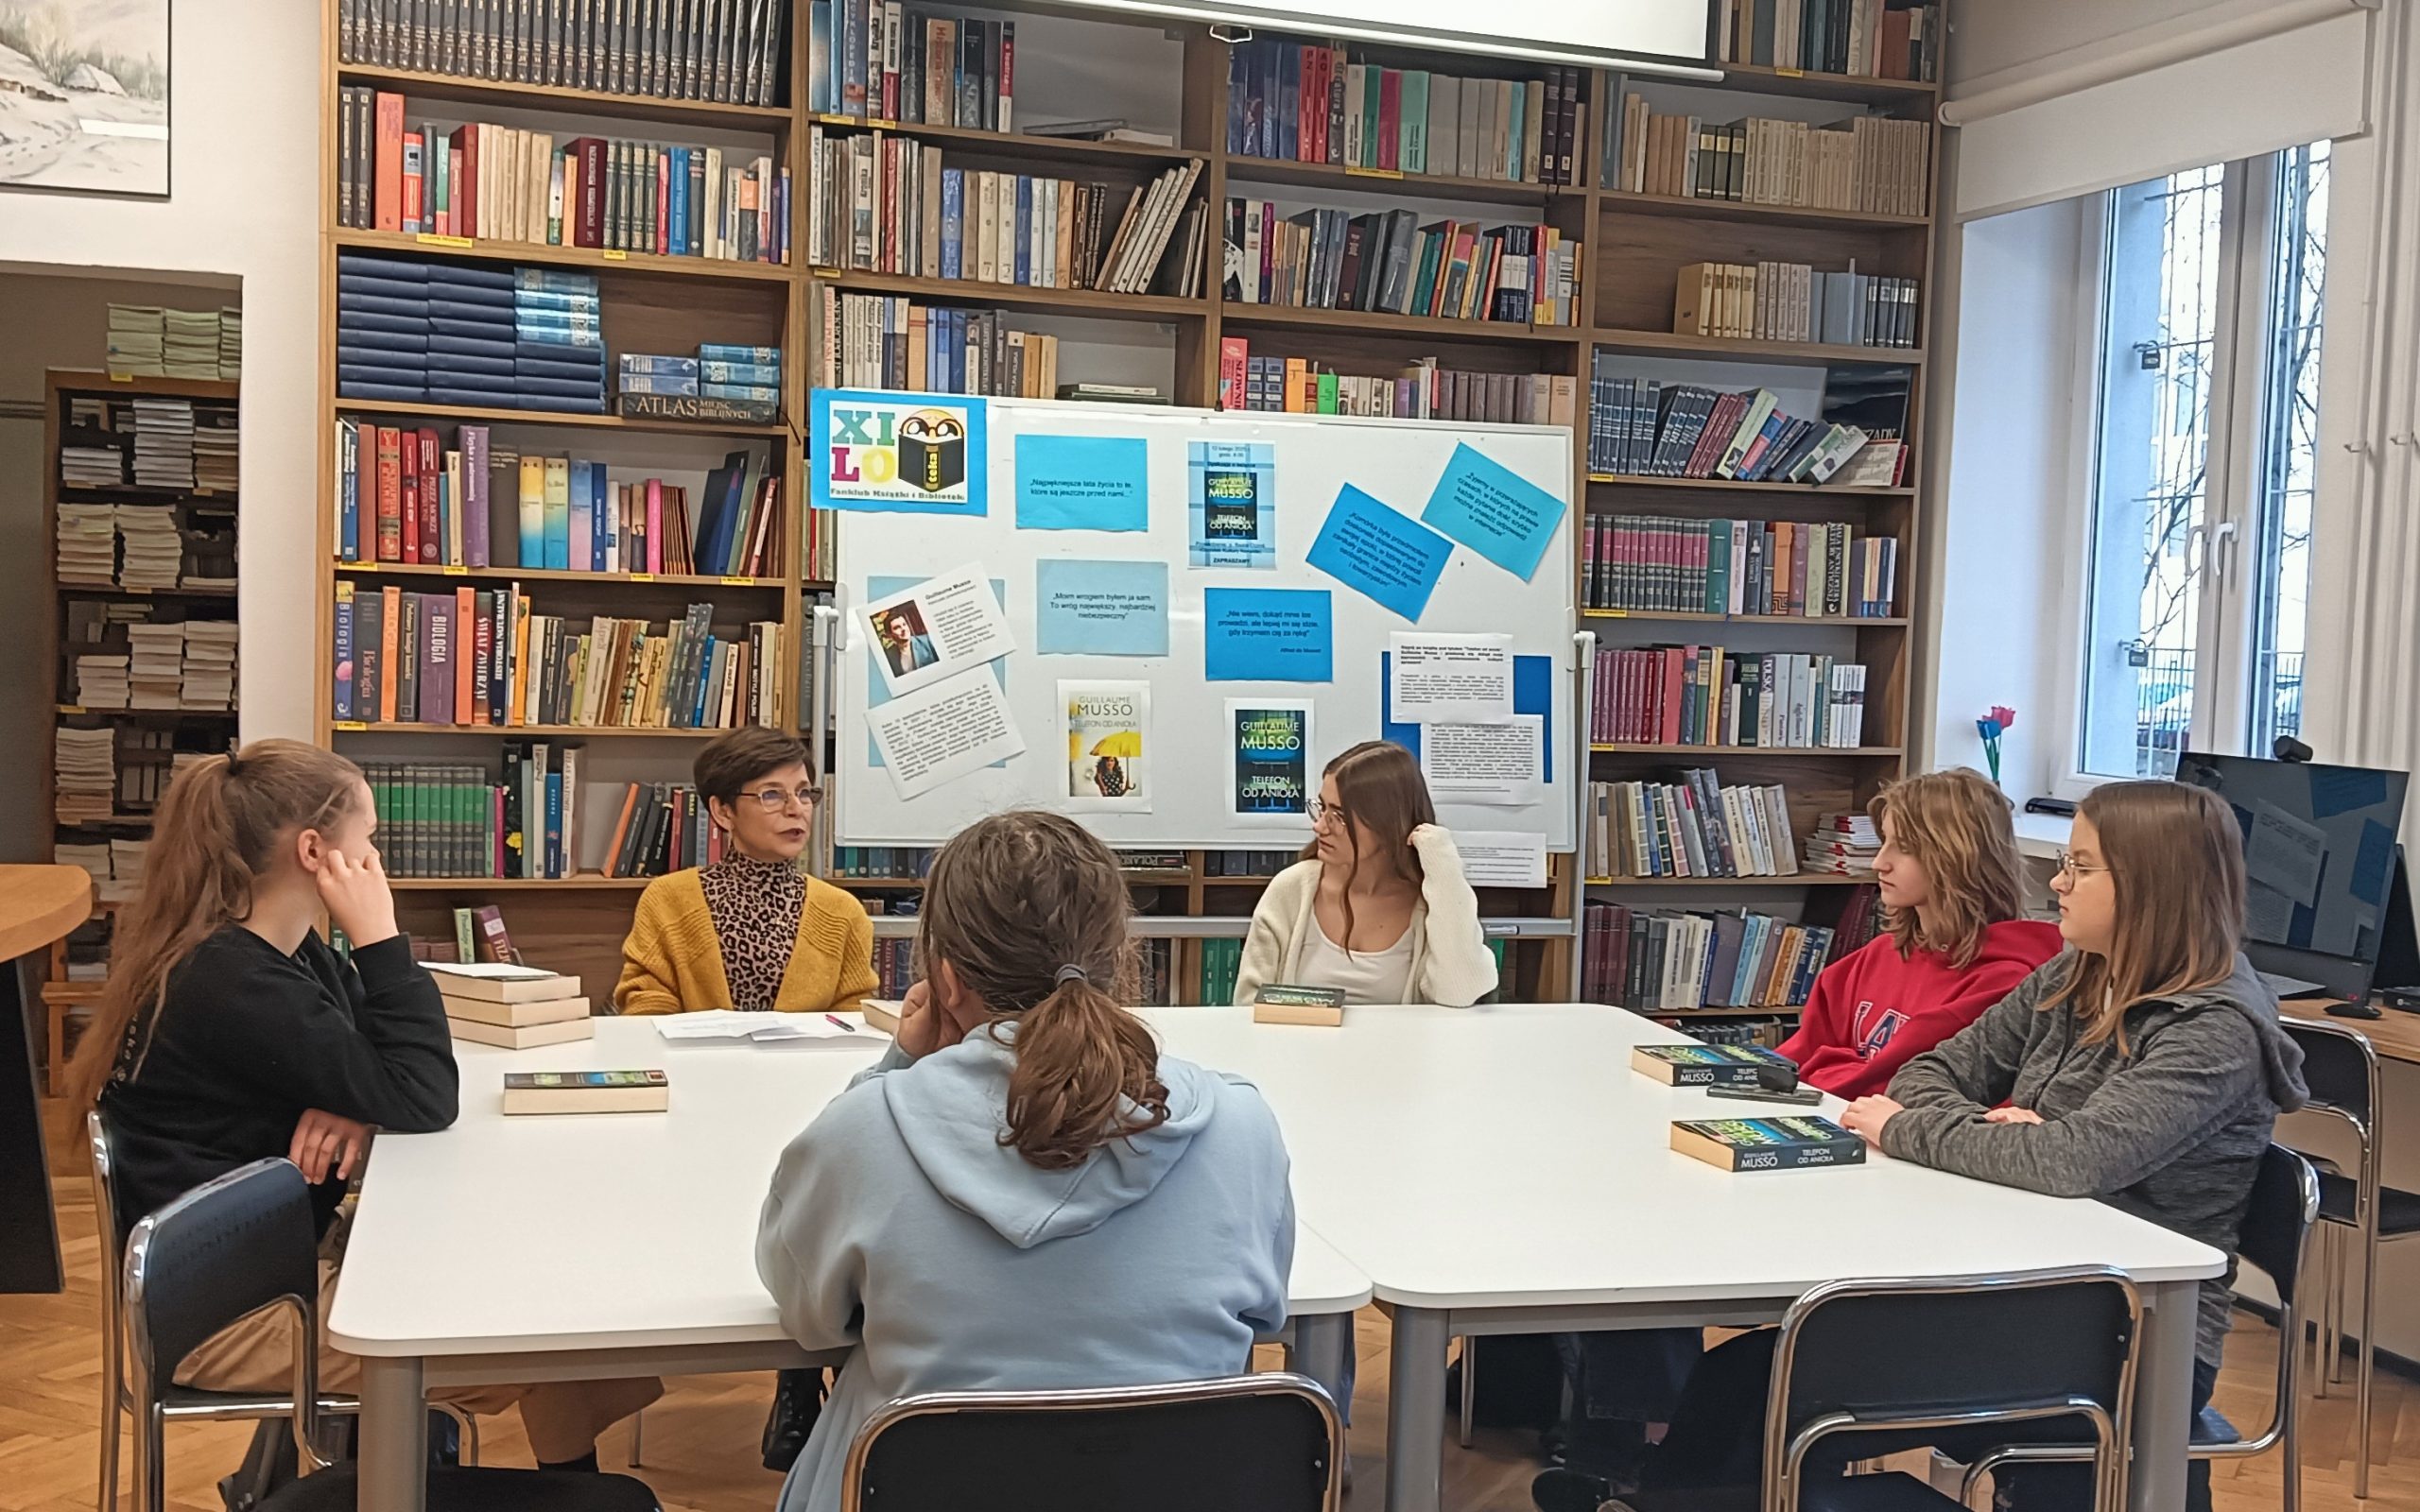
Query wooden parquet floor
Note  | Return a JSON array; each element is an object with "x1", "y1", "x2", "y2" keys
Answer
[{"x1": 5, "y1": 1096, "x2": 2415, "y2": 1512}]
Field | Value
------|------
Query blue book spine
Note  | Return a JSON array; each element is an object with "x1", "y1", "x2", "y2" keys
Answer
[
  {"x1": 618, "y1": 354, "x2": 700, "y2": 376},
  {"x1": 669, "y1": 147, "x2": 689, "y2": 255},
  {"x1": 809, "y1": 0, "x2": 834, "y2": 112},
  {"x1": 1226, "y1": 38, "x2": 1246, "y2": 152},
  {"x1": 697, "y1": 344, "x2": 782, "y2": 364},
  {"x1": 1014, "y1": 176, "x2": 1031, "y2": 285},
  {"x1": 513, "y1": 290, "x2": 603, "y2": 315},
  {"x1": 338, "y1": 421, "x2": 360, "y2": 561},
  {"x1": 941, "y1": 169, "x2": 963, "y2": 280},
  {"x1": 332, "y1": 589, "x2": 355, "y2": 721},
  {"x1": 515, "y1": 324, "x2": 605, "y2": 349},
  {"x1": 1279, "y1": 43, "x2": 1298, "y2": 161},
  {"x1": 515, "y1": 305, "x2": 604, "y2": 328},
  {"x1": 698, "y1": 360, "x2": 782, "y2": 386},
  {"x1": 701, "y1": 383, "x2": 781, "y2": 403},
  {"x1": 545, "y1": 771, "x2": 563, "y2": 878},
  {"x1": 692, "y1": 639, "x2": 716, "y2": 727},
  {"x1": 512, "y1": 268, "x2": 600, "y2": 296},
  {"x1": 589, "y1": 462, "x2": 609, "y2": 572}
]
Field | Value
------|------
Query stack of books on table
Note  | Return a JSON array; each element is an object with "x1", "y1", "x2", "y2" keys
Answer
[{"x1": 428, "y1": 963, "x2": 595, "y2": 1049}]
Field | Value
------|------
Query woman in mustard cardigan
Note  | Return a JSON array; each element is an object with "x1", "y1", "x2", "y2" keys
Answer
[
  {"x1": 614, "y1": 724, "x2": 876, "y2": 1469},
  {"x1": 614, "y1": 725, "x2": 876, "y2": 1018}
]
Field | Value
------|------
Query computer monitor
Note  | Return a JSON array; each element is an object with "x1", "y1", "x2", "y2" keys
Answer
[{"x1": 2174, "y1": 750, "x2": 2411, "y2": 1001}]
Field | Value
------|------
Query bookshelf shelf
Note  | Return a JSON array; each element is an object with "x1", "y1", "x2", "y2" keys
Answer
[
  {"x1": 335, "y1": 230, "x2": 795, "y2": 284},
  {"x1": 59, "y1": 583, "x2": 238, "y2": 600},
  {"x1": 58, "y1": 705, "x2": 238, "y2": 722},
  {"x1": 1223, "y1": 155, "x2": 1565, "y2": 208},
  {"x1": 1596, "y1": 189, "x2": 1931, "y2": 232},
  {"x1": 334, "y1": 560, "x2": 786, "y2": 591},
  {"x1": 821, "y1": 269, "x2": 1208, "y2": 322},
  {"x1": 1585, "y1": 473, "x2": 1916, "y2": 498},
  {"x1": 388, "y1": 875, "x2": 658, "y2": 890},
  {"x1": 812, "y1": 114, "x2": 1199, "y2": 170},
  {"x1": 333, "y1": 397, "x2": 791, "y2": 438},
  {"x1": 1589, "y1": 743, "x2": 1904, "y2": 757},
  {"x1": 335, "y1": 723, "x2": 733, "y2": 738},
  {"x1": 1589, "y1": 328, "x2": 1925, "y2": 366},
  {"x1": 1714, "y1": 62, "x2": 1941, "y2": 104},
  {"x1": 337, "y1": 63, "x2": 797, "y2": 132},
  {"x1": 1221, "y1": 303, "x2": 1583, "y2": 346},
  {"x1": 1582, "y1": 610, "x2": 1909, "y2": 627}
]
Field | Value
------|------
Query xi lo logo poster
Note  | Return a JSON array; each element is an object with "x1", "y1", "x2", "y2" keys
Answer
[{"x1": 812, "y1": 389, "x2": 989, "y2": 514}]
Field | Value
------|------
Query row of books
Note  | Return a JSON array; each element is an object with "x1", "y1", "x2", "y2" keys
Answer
[
  {"x1": 1585, "y1": 374, "x2": 1879, "y2": 487},
  {"x1": 364, "y1": 749, "x2": 599, "y2": 879},
  {"x1": 335, "y1": 421, "x2": 781, "y2": 579},
  {"x1": 1591, "y1": 645, "x2": 1868, "y2": 749},
  {"x1": 1203, "y1": 849, "x2": 1301, "y2": 876},
  {"x1": 57, "y1": 503, "x2": 192, "y2": 593},
  {"x1": 817, "y1": 289, "x2": 1063, "y2": 397},
  {"x1": 1582, "y1": 515, "x2": 1900, "y2": 618},
  {"x1": 104, "y1": 307, "x2": 241, "y2": 384},
  {"x1": 70, "y1": 620, "x2": 238, "y2": 713},
  {"x1": 599, "y1": 782, "x2": 726, "y2": 877},
  {"x1": 1610, "y1": 104, "x2": 1930, "y2": 218},
  {"x1": 1666, "y1": 1017, "x2": 1791, "y2": 1050},
  {"x1": 1226, "y1": 42, "x2": 1586, "y2": 187},
  {"x1": 1674, "y1": 262, "x2": 1919, "y2": 349},
  {"x1": 1584, "y1": 902, "x2": 1839, "y2": 1012},
  {"x1": 333, "y1": 586, "x2": 786, "y2": 730},
  {"x1": 1222, "y1": 204, "x2": 1581, "y2": 327},
  {"x1": 1217, "y1": 344, "x2": 1581, "y2": 428},
  {"x1": 806, "y1": 0, "x2": 1011, "y2": 129},
  {"x1": 1803, "y1": 810, "x2": 1880, "y2": 876},
  {"x1": 337, "y1": 255, "x2": 606, "y2": 413},
  {"x1": 804, "y1": 129, "x2": 1206, "y2": 297},
  {"x1": 617, "y1": 351, "x2": 782, "y2": 405},
  {"x1": 336, "y1": 91, "x2": 788, "y2": 266},
  {"x1": 336, "y1": 0, "x2": 789, "y2": 105},
  {"x1": 830, "y1": 846, "x2": 933, "y2": 879},
  {"x1": 1710, "y1": 0, "x2": 1941, "y2": 81},
  {"x1": 1584, "y1": 774, "x2": 1802, "y2": 881}
]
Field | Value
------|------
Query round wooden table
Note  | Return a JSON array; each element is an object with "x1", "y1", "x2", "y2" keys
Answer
[{"x1": 0, "y1": 865, "x2": 96, "y2": 1293}]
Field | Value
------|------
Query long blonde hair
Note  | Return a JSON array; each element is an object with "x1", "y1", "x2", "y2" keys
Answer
[
  {"x1": 916, "y1": 811, "x2": 1167, "y2": 1170},
  {"x1": 2041, "y1": 780, "x2": 2245, "y2": 1052},
  {"x1": 1871, "y1": 767, "x2": 2028, "y2": 969},
  {"x1": 67, "y1": 740, "x2": 365, "y2": 1107}
]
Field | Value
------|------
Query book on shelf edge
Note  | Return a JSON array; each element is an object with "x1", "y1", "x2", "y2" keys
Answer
[
  {"x1": 1670, "y1": 1115, "x2": 1864, "y2": 1172},
  {"x1": 1631, "y1": 1043, "x2": 1789, "y2": 1088},
  {"x1": 502, "y1": 1069, "x2": 669, "y2": 1115}
]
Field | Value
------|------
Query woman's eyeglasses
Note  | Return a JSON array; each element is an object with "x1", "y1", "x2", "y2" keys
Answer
[
  {"x1": 745, "y1": 785, "x2": 823, "y2": 814},
  {"x1": 2053, "y1": 850, "x2": 2110, "y2": 879}
]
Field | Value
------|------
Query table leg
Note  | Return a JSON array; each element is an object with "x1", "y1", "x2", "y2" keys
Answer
[
  {"x1": 1383, "y1": 1306, "x2": 1451, "y2": 1512},
  {"x1": 1290, "y1": 1311, "x2": 1354, "y2": 1409},
  {"x1": 357, "y1": 1355, "x2": 428, "y2": 1512},
  {"x1": 2129, "y1": 1280, "x2": 2197, "y2": 1512}
]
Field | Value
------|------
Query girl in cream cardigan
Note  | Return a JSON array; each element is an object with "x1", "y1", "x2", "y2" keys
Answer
[{"x1": 1233, "y1": 739, "x2": 1497, "y2": 1007}]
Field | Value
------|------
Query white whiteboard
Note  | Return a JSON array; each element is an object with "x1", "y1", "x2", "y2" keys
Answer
[
  {"x1": 830, "y1": 398, "x2": 1577, "y2": 850},
  {"x1": 1044, "y1": 0, "x2": 1715, "y2": 68}
]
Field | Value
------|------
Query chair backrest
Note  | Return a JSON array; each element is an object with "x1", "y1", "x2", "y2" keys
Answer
[
  {"x1": 1768, "y1": 1268, "x2": 2141, "y2": 1512},
  {"x1": 2238, "y1": 1143, "x2": 2320, "y2": 1305},
  {"x1": 2284, "y1": 1019, "x2": 2377, "y2": 1128},
  {"x1": 840, "y1": 1374, "x2": 1340, "y2": 1512},
  {"x1": 122, "y1": 1159, "x2": 323, "y2": 1437},
  {"x1": 88, "y1": 1109, "x2": 125, "y2": 1328}
]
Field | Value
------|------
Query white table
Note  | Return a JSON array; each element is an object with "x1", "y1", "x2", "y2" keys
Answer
[
  {"x1": 331, "y1": 1018, "x2": 1371, "y2": 1512},
  {"x1": 1141, "y1": 1003, "x2": 2226, "y2": 1512}
]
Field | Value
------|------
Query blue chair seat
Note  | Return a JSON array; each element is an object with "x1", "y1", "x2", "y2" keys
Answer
[
  {"x1": 2314, "y1": 1172, "x2": 2420, "y2": 1237},
  {"x1": 260, "y1": 1464, "x2": 657, "y2": 1512}
]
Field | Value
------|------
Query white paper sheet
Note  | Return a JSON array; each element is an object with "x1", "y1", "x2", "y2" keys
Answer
[
  {"x1": 1421, "y1": 713, "x2": 1545, "y2": 807},
  {"x1": 1455, "y1": 830, "x2": 1549, "y2": 887},
  {"x1": 863, "y1": 561, "x2": 1018, "y2": 696},
  {"x1": 869, "y1": 670, "x2": 1028, "y2": 799},
  {"x1": 1390, "y1": 632, "x2": 1514, "y2": 723},
  {"x1": 654, "y1": 1010, "x2": 866, "y2": 1042}
]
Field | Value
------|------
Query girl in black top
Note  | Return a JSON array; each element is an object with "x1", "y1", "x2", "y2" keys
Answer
[{"x1": 78, "y1": 740, "x2": 657, "y2": 1471}]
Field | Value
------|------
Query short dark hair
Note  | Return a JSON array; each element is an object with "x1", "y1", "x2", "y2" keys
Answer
[{"x1": 693, "y1": 726, "x2": 815, "y2": 806}]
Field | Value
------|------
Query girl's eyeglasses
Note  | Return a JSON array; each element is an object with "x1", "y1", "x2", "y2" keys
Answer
[
  {"x1": 2054, "y1": 850, "x2": 2110, "y2": 879},
  {"x1": 1307, "y1": 798, "x2": 1348, "y2": 827}
]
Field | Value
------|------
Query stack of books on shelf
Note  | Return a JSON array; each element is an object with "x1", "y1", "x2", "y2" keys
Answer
[
  {"x1": 337, "y1": 254, "x2": 433, "y2": 404},
  {"x1": 55, "y1": 841, "x2": 112, "y2": 894},
  {"x1": 1584, "y1": 902, "x2": 1837, "y2": 1011},
  {"x1": 110, "y1": 836, "x2": 150, "y2": 897},
  {"x1": 336, "y1": 256, "x2": 607, "y2": 412},
  {"x1": 1711, "y1": 0, "x2": 1943, "y2": 79},
  {"x1": 1673, "y1": 262, "x2": 1918, "y2": 349},
  {"x1": 817, "y1": 289, "x2": 1063, "y2": 397},
  {"x1": 1802, "y1": 811, "x2": 1880, "y2": 876},
  {"x1": 1582, "y1": 515, "x2": 1899, "y2": 617},
  {"x1": 430, "y1": 964, "x2": 595, "y2": 1051},
  {"x1": 516, "y1": 271, "x2": 606, "y2": 414},
  {"x1": 336, "y1": 92, "x2": 789, "y2": 265},
  {"x1": 163, "y1": 311, "x2": 225, "y2": 381},
  {"x1": 830, "y1": 846, "x2": 934, "y2": 880},
  {"x1": 335, "y1": 586, "x2": 786, "y2": 731},
  {"x1": 806, "y1": 1, "x2": 1013, "y2": 125},
  {"x1": 1198, "y1": 937, "x2": 1242, "y2": 1007},
  {"x1": 60, "y1": 441, "x2": 123, "y2": 488},
  {"x1": 600, "y1": 781, "x2": 725, "y2": 877},
  {"x1": 1585, "y1": 773, "x2": 1800, "y2": 880},
  {"x1": 1223, "y1": 204, "x2": 1579, "y2": 326},
  {"x1": 337, "y1": 0, "x2": 788, "y2": 103},
  {"x1": 368, "y1": 747, "x2": 594, "y2": 879},
  {"x1": 115, "y1": 507, "x2": 183, "y2": 590},
  {"x1": 180, "y1": 622, "x2": 239, "y2": 711},
  {"x1": 53, "y1": 728, "x2": 116, "y2": 825},
  {"x1": 1218, "y1": 340, "x2": 1579, "y2": 424},
  {"x1": 72, "y1": 652, "x2": 129, "y2": 710},
  {"x1": 1204, "y1": 850, "x2": 1299, "y2": 877},
  {"x1": 804, "y1": 128, "x2": 1207, "y2": 298},
  {"x1": 1592, "y1": 644, "x2": 1868, "y2": 749},
  {"x1": 218, "y1": 310, "x2": 243, "y2": 380},
  {"x1": 193, "y1": 417, "x2": 238, "y2": 492},
  {"x1": 1609, "y1": 101, "x2": 1930, "y2": 217},
  {"x1": 105, "y1": 306, "x2": 244, "y2": 381},
  {"x1": 56, "y1": 505, "x2": 116, "y2": 586},
  {"x1": 616, "y1": 346, "x2": 782, "y2": 419},
  {"x1": 1226, "y1": 42, "x2": 1586, "y2": 186},
  {"x1": 129, "y1": 399, "x2": 196, "y2": 489},
  {"x1": 126, "y1": 624, "x2": 185, "y2": 710},
  {"x1": 1585, "y1": 372, "x2": 1876, "y2": 486}
]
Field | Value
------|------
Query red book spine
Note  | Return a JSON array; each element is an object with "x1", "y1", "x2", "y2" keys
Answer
[
  {"x1": 453, "y1": 124, "x2": 479, "y2": 239},
  {"x1": 1219, "y1": 336, "x2": 1248, "y2": 410},
  {"x1": 398, "y1": 433, "x2": 421, "y2": 563},
  {"x1": 1377, "y1": 69, "x2": 1401, "y2": 172},
  {"x1": 1661, "y1": 647, "x2": 1685, "y2": 747},
  {"x1": 374, "y1": 426, "x2": 404, "y2": 562},
  {"x1": 417, "y1": 428, "x2": 442, "y2": 561},
  {"x1": 656, "y1": 150, "x2": 671, "y2": 255},
  {"x1": 373, "y1": 93, "x2": 404, "y2": 232},
  {"x1": 401, "y1": 129, "x2": 424, "y2": 233},
  {"x1": 572, "y1": 138, "x2": 607, "y2": 248},
  {"x1": 1299, "y1": 47, "x2": 1317, "y2": 163}
]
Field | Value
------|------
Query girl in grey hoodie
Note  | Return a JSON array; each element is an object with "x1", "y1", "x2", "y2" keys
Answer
[
  {"x1": 755, "y1": 811, "x2": 1296, "y2": 1512},
  {"x1": 1595, "y1": 781, "x2": 2307, "y2": 1512}
]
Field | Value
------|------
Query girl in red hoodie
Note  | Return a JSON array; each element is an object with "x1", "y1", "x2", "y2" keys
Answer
[{"x1": 1777, "y1": 767, "x2": 2062, "y2": 1098}]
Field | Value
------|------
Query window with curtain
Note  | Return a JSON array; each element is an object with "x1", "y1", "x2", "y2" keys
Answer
[{"x1": 2075, "y1": 141, "x2": 2330, "y2": 781}]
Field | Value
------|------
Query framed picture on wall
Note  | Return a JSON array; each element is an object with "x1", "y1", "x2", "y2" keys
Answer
[{"x1": 0, "y1": 0, "x2": 169, "y2": 198}]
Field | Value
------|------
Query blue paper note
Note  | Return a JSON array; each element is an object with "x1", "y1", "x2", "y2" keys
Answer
[
  {"x1": 1015, "y1": 434, "x2": 1150, "y2": 531},
  {"x1": 1204, "y1": 588, "x2": 1334, "y2": 682},
  {"x1": 1307, "y1": 485, "x2": 1454, "y2": 622},
  {"x1": 1419, "y1": 442, "x2": 1566, "y2": 581},
  {"x1": 1036, "y1": 559, "x2": 1169, "y2": 656},
  {"x1": 865, "y1": 575, "x2": 1010, "y2": 767}
]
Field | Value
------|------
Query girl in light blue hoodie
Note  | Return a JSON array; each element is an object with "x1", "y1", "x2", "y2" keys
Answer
[{"x1": 755, "y1": 810, "x2": 1298, "y2": 1512}]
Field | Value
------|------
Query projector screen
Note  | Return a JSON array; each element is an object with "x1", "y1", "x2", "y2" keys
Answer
[{"x1": 1054, "y1": 0, "x2": 1715, "y2": 68}]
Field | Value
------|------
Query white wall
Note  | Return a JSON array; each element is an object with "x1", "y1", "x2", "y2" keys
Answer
[
  {"x1": 1947, "y1": 0, "x2": 2312, "y2": 86},
  {"x1": 0, "y1": 4, "x2": 320, "y2": 743},
  {"x1": 1917, "y1": 180, "x2": 2087, "y2": 796}
]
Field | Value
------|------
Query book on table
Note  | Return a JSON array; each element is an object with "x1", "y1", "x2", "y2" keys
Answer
[
  {"x1": 1631, "y1": 1043, "x2": 1790, "y2": 1088},
  {"x1": 502, "y1": 1070, "x2": 669, "y2": 1115},
  {"x1": 1669, "y1": 1115, "x2": 1864, "y2": 1172},
  {"x1": 1253, "y1": 984, "x2": 1346, "y2": 1027},
  {"x1": 423, "y1": 961, "x2": 580, "y2": 1003},
  {"x1": 449, "y1": 1016, "x2": 596, "y2": 1050}
]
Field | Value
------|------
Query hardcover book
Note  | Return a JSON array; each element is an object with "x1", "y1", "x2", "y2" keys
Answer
[
  {"x1": 501, "y1": 1068, "x2": 669, "y2": 1115},
  {"x1": 1670, "y1": 1115, "x2": 1864, "y2": 1172},
  {"x1": 1253, "y1": 983, "x2": 1346, "y2": 1026},
  {"x1": 1632, "y1": 1043, "x2": 1791, "y2": 1088}
]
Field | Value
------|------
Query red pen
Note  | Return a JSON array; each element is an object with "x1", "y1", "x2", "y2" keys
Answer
[{"x1": 826, "y1": 1014, "x2": 856, "y2": 1033}]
